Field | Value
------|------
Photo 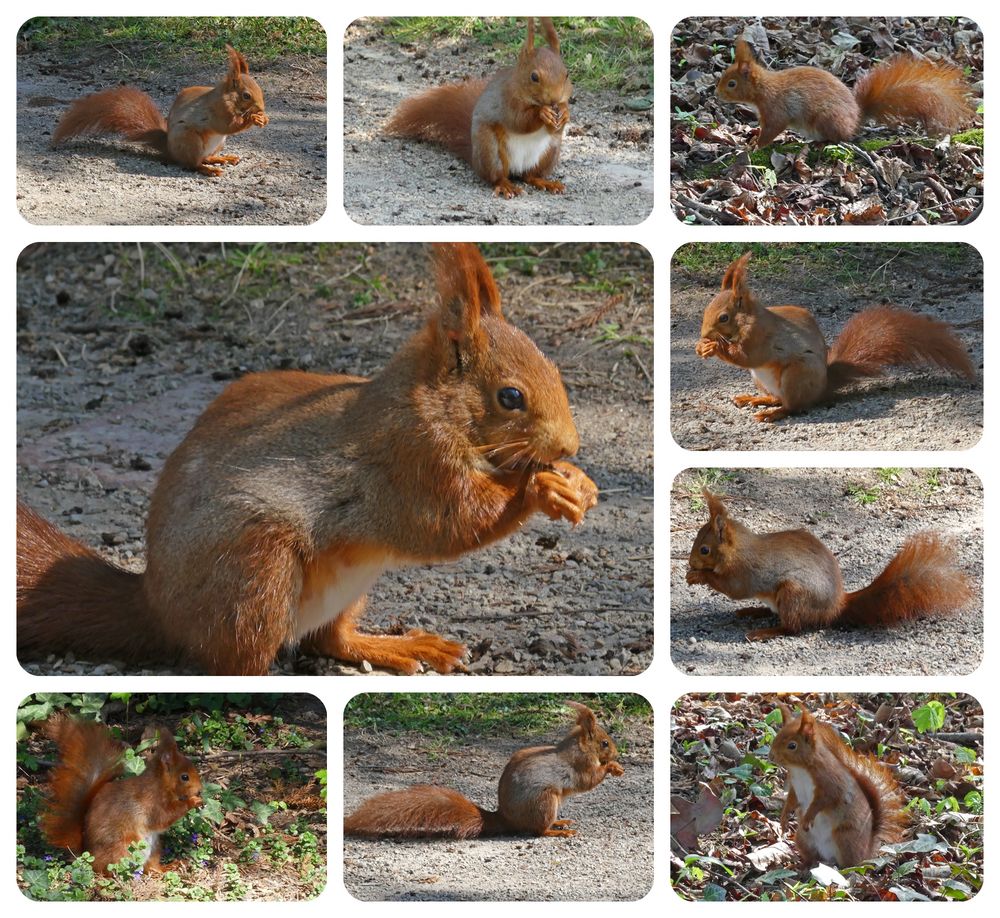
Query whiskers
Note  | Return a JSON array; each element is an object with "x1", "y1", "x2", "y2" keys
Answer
[{"x1": 475, "y1": 438, "x2": 543, "y2": 472}]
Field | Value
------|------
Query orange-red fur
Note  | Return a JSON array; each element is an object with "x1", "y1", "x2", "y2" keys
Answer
[
  {"x1": 717, "y1": 38, "x2": 974, "y2": 146},
  {"x1": 40, "y1": 717, "x2": 203, "y2": 875},
  {"x1": 52, "y1": 45, "x2": 267, "y2": 176},
  {"x1": 386, "y1": 78, "x2": 488, "y2": 164},
  {"x1": 771, "y1": 705, "x2": 907, "y2": 867},
  {"x1": 18, "y1": 244, "x2": 597, "y2": 676},
  {"x1": 687, "y1": 490, "x2": 972, "y2": 640},
  {"x1": 696, "y1": 252, "x2": 975, "y2": 422},
  {"x1": 344, "y1": 702, "x2": 623, "y2": 839}
]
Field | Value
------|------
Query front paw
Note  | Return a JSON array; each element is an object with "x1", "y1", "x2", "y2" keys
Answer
[
  {"x1": 528, "y1": 462, "x2": 598, "y2": 526},
  {"x1": 251, "y1": 112, "x2": 269, "y2": 127},
  {"x1": 539, "y1": 105, "x2": 566, "y2": 130},
  {"x1": 606, "y1": 762, "x2": 625, "y2": 777},
  {"x1": 695, "y1": 338, "x2": 721, "y2": 358},
  {"x1": 686, "y1": 568, "x2": 710, "y2": 586}
]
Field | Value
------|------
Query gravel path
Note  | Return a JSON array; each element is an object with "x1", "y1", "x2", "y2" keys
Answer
[{"x1": 671, "y1": 467, "x2": 983, "y2": 676}]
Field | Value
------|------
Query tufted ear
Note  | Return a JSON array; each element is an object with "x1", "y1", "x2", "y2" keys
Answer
[
  {"x1": 564, "y1": 700, "x2": 597, "y2": 736},
  {"x1": 430, "y1": 243, "x2": 502, "y2": 346},
  {"x1": 540, "y1": 18, "x2": 560, "y2": 54},
  {"x1": 778, "y1": 702, "x2": 793, "y2": 723},
  {"x1": 798, "y1": 707, "x2": 814, "y2": 738},
  {"x1": 720, "y1": 252, "x2": 752, "y2": 293},
  {"x1": 226, "y1": 44, "x2": 249, "y2": 87}
]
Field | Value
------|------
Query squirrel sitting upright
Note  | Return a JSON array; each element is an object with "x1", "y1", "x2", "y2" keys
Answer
[
  {"x1": 717, "y1": 36, "x2": 974, "y2": 147},
  {"x1": 687, "y1": 489, "x2": 972, "y2": 641},
  {"x1": 39, "y1": 716, "x2": 203, "y2": 875},
  {"x1": 386, "y1": 18, "x2": 571, "y2": 198},
  {"x1": 52, "y1": 45, "x2": 268, "y2": 176},
  {"x1": 770, "y1": 703, "x2": 907, "y2": 868},
  {"x1": 17, "y1": 243, "x2": 598, "y2": 676},
  {"x1": 696, "y1": 252, "x2": 975, "y2": 422},
  {"x1": 344, "y1": 701, "x2": 623, "y2": 839}
]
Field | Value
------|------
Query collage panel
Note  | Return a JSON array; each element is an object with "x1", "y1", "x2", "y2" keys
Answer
[
  {"x1": 671, "y1": 692, "x2": 983, "y2": 901},
  {"x1": 671, "y1": 467, "x2": 983, "y2": 676},
  {"x1": 343, "y1": 17, "x2": 654, "y2": 225},
  {"x1": 16, "y1": 241, "x2": 653, "y2": 677},
  {"x1": 16, "y1": 692, "x2": 327, "y2": 901},
  {"x1": 16, "y1": 16, "x2": 328, "y2": 226},
  {"x1": 343, "y1": 692, "x2": 653, "y2": 900},
  {"x1": 670, "y1": 16, "x2": 983, "y2": 226},
  {"x1": 670, "y1": 242, "x2": 983, "y2": 450}
]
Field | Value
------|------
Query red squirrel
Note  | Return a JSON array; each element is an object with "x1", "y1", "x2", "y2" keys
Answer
[
  {"x1": 717, "y1": 37, "x2": 974, "y2": 147},
  {"x1": 52, "y1": 45, "x2": 268, "y2": 176},
  {"x1": 17, "y1": 243, "x2": 598, "y2": 676},
  {"x1": 40, "y1": 717, "x2": 203, "y2": 875},
  {"x1": 386, "y1": 18, "x2": 571, "y2": 198},
  {"x1": 696, "y1": 252, "x2": 975, "y2": 422},
  {"x1": 687, "y1": 489, "x2": 972, "y2": 641},
  {"x1": 770, "y1": 703, "x2": 906, "y2": 867},
  {"x1": 345, "y1": 701, "x2": 623, "y2": 838}
]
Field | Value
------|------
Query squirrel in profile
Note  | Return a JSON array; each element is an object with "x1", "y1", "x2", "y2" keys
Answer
[
  {"x1": 18, "y1": 243, "x2": 598, "y2": 676},
  {"x1": 52, "y1": 45, "x2": 268, "y2": 176},
  {"x1": 717, "y1": 36, "x2": 974, "y2": 147},
  {"x1": 386, "y1": 17, "x2": 571, "y2": 198},
  {"x1": 770, "y1": 703, "x2": 907, "y2": 868},
  {"x1": 344, "y1": 701, "x2": 623, "y2": 839},
  {"x1": 687, "y1": 489, "x2": 972, "y2": 641},
  {"x1": 39, "y1": 716, "x2": 203, "y2": 875},
  {"x1": 696, "y1": 253, "x2": 975, "y2": 422}
]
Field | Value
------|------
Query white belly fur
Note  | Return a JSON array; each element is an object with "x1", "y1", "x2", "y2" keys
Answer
[
  {"x1": 202, "y1": 133, "x2": 226, "y2": 156},
  {"x1": 294, "y1": 557, "x2": 389, "y2": 639},
  {"x1": 788, "y1": 766, "x2": 839, "y2": 864},
  {"x1": 751, "y1": 366, "x2": 782, "y2": 398},
  {"x1": 506, "y1": 127, "x2": 554, "y2": 175}
]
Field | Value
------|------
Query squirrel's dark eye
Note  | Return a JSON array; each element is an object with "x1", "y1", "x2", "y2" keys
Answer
[
  {"x1": 497, "y1": 387, "x2": 525, "y2": 410},
  {"x1": 700, "y1": 545, "x2": 710, "y2": 555},
  {"x1": 242, "y1": 91, "x2": 252, "y2": 100},
  {"x1": 787, "y1": 741, "x2": 797, "y2": 751},
  {"x1": 718, "y1": 314, "x2": 730, "y2": 323},
  {"x1": 601, "y1": 740, "x2": 609, "y2": 749},
  {"x1": 180, "y1": 773, "x2": 189, "y2": 782},
  {"x1": 530, "y1": 71, "x2": 540, "y2": 83},
  {"x1": 728, "y1": 79, "x2": 737, "y2": 89}
]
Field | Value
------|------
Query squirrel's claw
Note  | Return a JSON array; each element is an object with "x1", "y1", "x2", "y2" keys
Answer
[{"x1": 529, "y1": 462, "x2": 598, "y2": 525}]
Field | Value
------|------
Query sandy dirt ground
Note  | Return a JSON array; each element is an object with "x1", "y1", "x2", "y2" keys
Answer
[
  {"x1": 17, "y1": 47, "x2": 327, "y2": 225},
  {"x1": 671, "y1": 467, "x2": 983, "y2": 676},
  {"x1": 670, "y1": 246, "x2": 983, "y2": 450},
  {"x1": 343, "y1": 712, "x2": 653, "y2": 900},
  {"x1": 16, "y1": 242, "x2": 653, "y2": 677},
  {"x1": 343, "y1": 20, "x2": 653, "y2": 225}
]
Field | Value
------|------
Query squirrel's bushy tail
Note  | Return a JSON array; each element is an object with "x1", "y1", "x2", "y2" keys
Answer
[
  {"x1": 344, "y1": 785, "x2": 507, "y2": 838},
  {"x1": 39, "y1": 716, "x2": 126, "y2": 853},
  {"x1": 52, "y1": 86, "x2": 168, "y2": 152},
  {"x1": 826, "y1": 305, "x2": 975, "y2": 393},
  {"x1": 384, "y1": 79, "x2": 489, "y2": 164},
  {"x1": 854, "y1": 54, "x2": 974, "y2": 134},
  {"x1": 837, "y1": 532, "x2": 972, "y2": 627},
  {"x1": 17, "y1": 503, "x2": 168, "y2": 663}
]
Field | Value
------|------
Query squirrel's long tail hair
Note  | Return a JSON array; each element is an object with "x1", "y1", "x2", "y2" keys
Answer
[
  {"x1": 17, "y1": 502, "x2": 168, "y2": 664},
  {"x1": 837, "y1": 532, "x2": 972, "y2": 627},
  {"x1": 854, "y1": 54, "x2": 974, "y2": 135},
  {"x1": 52, "y1": 86, "x2": 168, "y2": 153},
  {"x1": 384, "y1": 79, "x2": 489, "y2": 164},
  {"x1": 825, "y1": 305, "x2": 975, "y2": 394},
  {"x1": 39, "y1": 716, "x2": 126, "y2": 853},
  {"x1": 344, "y1": 785, "x2": 507, "y2": 839}
]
